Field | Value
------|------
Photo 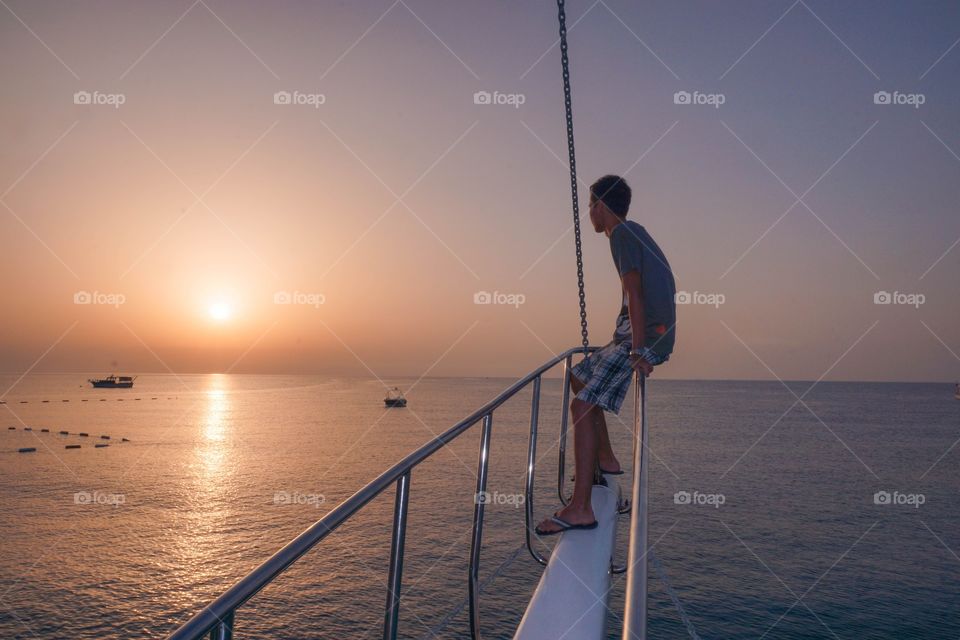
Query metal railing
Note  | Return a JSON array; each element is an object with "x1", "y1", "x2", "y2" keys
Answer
[
  {"x1": 622, "y1": 373, "x2": 648, "y2": 640},
  {"x1": 167, "y1": 345, "x2": 620, "y2": 640}
]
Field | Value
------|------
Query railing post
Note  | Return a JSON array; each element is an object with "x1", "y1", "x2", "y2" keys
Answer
[
  {"x1": 469, "y1": 413, "x2": 493, "y2": 640},
  {"x1": 383, "y1": 471, "x2": 411, "y2": 640},
  {"x1": 557, "y1": 355, "x2": 573, "y2": 505},
  {"x1": 207, "y1": 612, "x2": 233, "y2": 640},
  {"x1": 524, "y1": 376, "x2": 547, "y2": 565},
  {"x1": 622, "y1": 373, "x2": 648, "y2": 640}
]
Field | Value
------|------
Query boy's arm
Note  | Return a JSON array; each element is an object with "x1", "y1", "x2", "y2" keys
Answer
[{"x1": 622, "y1": 270, "x2": 652, "y2": 376}]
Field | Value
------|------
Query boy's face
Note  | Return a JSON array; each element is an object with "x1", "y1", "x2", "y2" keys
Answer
[{"x1": 588, "y1": 194, "x2": 604, "y2": 232}]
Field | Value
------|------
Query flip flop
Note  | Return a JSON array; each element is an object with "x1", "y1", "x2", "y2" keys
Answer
[
  {"x1": 534, "y1": 513, "x2": 599, "y2": 536},
  {"x1": 599, "y1": 467, "x2": 624, "y2": 475}
]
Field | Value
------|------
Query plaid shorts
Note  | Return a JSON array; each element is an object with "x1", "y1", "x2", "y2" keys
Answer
[{"x1": 570, "y1": 341, "x2": 668, "y2": 414}]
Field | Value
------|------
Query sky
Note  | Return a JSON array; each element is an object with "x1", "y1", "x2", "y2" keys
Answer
[{"x1": 0, "y1": 0, "x2": 958, "y2": 381}]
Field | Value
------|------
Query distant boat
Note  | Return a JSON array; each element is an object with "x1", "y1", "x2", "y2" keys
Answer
[
  {"x1": 384, "y1": 387, "x2": 407, "y2": 407},
  {"x1": 88, "y1": 375, "x2": 136, "y2": 389}
]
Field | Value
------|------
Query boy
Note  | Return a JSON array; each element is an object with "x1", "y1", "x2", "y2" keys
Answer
[{"x1": 536, "y1": 175, "x2": 676, "y2": 535}]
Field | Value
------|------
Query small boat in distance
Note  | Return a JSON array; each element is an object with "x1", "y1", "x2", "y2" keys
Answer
[
  {"x1": 88, "y1": 375, "x2": 136, "y2": 389},
  {"x1": 384, "y1": 387, "x2": 407, "y2": 407}
]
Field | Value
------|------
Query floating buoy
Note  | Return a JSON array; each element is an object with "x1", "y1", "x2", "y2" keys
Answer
[
  {"x1": 41, "y1": 400, "x2": 49, "y2": 403},
  {"x1": 81, "y1": 399, "x2": 88, "y2": 402},
  {"x1": 100, "y1": 435, "x2": 110, "y2": 440},
  {"x1": 94, "y1": 443, "x2": 109, "y2": 448},
  {"x1": 79, "y1": 433, "x2": 89, "y2": 437},
  {"x1": 19, "y1": 401, "x2": 27, "y2": 404},
  {"x1": 59, "y1": 430, "x2": 68, "y2": 435},
  {"x1": 41, "y1": 428, "x2": 49, "y2": 433},
  {"x1": 121, "y1": 438, "x2": 130, "y2": 442},
  {"x1": 151, "y1": 397, "x2": 157, "y2": 400},
  {"x1": 99, "y1": 399, "x2": 106, "y2": 402},
  {"x1": 134, "y1": 398, "x2": 141, "y2": 401},
  {"x1": 18, "y1": 447, "x2": 36, "y2": 453},
  {"x1": 117, "y1": 399, "x2": 123, "y2": 402},
  {"x1": 62, "y1": 399, "x2": 69, "y2": 402},
  {"x1": 7, "y1": 427, "x2": 14, "y2": 430},
  {"x1": 24, "y1": 427, "x2": 32, "y2": 431},
  {"x1": 65, "y1": 444, "x2": 81, "y2": 449}
]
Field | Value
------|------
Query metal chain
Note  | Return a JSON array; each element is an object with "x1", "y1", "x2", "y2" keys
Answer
[{"x1": 557, "y1": 0, "x2": 590, "y2": 362}]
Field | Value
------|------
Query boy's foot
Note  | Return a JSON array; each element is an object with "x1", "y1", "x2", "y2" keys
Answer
[
  {"x1": 534, "y1": 503, "x2": 596, "y2": 535},
  {"x1": 597, "y1": 453, "x2": 622, "y2": 475}
]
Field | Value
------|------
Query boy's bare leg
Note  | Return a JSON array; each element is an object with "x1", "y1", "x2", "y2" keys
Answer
[
  {"x1": 595, "y1": 411, "x2": 621, "y2": 473},
  {"x1": 570, "y1": 374, "x2": 621, "y2": 474},
  {"x1": 537, "y1": 396, "x2": 598, "y2": 530}
]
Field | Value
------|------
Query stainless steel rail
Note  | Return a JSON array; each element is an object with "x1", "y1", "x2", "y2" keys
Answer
[
  {"x1": 166, "y1": 346, "x2": 598, "y2": 640},
  {"x1": 622, "y1": 373, "x2": 649, "y2": 640}
]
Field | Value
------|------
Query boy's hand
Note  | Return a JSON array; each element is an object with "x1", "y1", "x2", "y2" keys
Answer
[{"x1": 629, "y1": 353, "x2": 653, "y2": 377}]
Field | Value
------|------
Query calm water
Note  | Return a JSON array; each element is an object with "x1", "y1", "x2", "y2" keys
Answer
[{"x1": 0, "y1": 374, "x2": 957, "y2": 639}]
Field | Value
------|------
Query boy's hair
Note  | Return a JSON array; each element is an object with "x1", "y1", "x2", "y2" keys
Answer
[{"x1": 590, "y1": 175, "x2": 632, "y2": 217}]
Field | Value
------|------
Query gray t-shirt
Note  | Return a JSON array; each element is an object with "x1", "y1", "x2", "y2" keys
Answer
[{"x1": 609, "y1": 220, "x2": 676, "y2": 355}]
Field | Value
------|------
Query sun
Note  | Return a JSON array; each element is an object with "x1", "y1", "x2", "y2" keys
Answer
[{"x1": 208, "y1": 301, "x2": 232, "y2": 322}]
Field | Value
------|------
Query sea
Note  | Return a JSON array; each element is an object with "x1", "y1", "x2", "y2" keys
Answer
[{"x1": 0, "y1": 373, "x2": 957, "y2": 639}]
